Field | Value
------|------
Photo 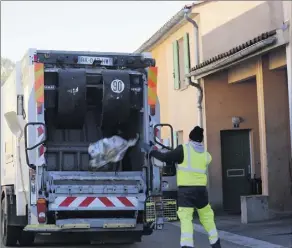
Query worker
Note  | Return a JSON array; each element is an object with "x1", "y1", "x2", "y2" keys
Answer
[{"x1": 150, "y1": 126, "x2": 221, "y2": 248}]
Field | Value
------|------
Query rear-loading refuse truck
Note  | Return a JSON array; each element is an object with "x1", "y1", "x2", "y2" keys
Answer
[{"x1": 1, "y1": 49, "x2": 176, "y2": 246}]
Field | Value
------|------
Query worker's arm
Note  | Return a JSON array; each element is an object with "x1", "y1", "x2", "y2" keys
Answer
[
  {"x1": 206, "y1": 152, "x2": 212, "y2": 165},
  {"x1": 150, "y1": 145, "x2": 184, "y2": 164}
]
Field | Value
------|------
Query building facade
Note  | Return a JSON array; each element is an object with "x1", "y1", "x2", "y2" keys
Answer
[{"x1": 136, "y1": 0, "x2": 292, "y2": 213}]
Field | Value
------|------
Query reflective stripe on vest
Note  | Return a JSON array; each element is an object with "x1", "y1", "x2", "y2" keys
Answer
[{"x1": 176, "y1": 143, "x2": 208, "y2": 174}]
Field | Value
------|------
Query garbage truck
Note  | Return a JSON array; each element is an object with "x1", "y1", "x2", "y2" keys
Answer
[{"x1": 1, "y1": 49, "x2": 177, "y2": 246}]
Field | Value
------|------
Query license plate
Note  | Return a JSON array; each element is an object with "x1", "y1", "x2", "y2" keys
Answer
[{"x1": 77, "y1": 56, "x2": 113, "y2": 66}]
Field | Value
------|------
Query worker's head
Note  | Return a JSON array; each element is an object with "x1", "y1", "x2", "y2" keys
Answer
[{"x1": 189, "y1": 126, "x2": 204, "y2": 143}]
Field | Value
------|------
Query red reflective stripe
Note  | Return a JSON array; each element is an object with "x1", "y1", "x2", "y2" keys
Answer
[
  {"x1": 59, "y1": 197, "x2": 77, "y2": 207},
  {"x1": 154, "y1": 127, "x2": 159, "y2": 137},
  {"x1": 79, "y1": 197, "x2": 95, "y2": 207},
  {"x1": 117, "y1": 197, "x2": 134, "y2": 207},
  {"x1": 37, "y1": 126, "x2": 44, "y2": 136},
  {"x1": 99, "y1": 197, "x2": 115, "y2": 207},
  {"x1": 39, "y1": 145, "x2": 45, "y2": 156}
]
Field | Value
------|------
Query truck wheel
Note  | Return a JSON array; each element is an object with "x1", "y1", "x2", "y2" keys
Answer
[
  {"x1": 1, "y1": 200, "x2": 19, "y2": 246},
  {"x1": 18, "y1": 231, "x2": 35, "y2": 246}
]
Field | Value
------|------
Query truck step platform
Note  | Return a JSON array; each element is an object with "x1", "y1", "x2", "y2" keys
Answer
[{"x1": 55, "y1": 218, "x2": 137, "y2": 228}]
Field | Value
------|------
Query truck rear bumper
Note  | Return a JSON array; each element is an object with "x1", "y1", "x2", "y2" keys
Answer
[{"x1": 24, "y1": 222, "x2": 148, "y2": 233}]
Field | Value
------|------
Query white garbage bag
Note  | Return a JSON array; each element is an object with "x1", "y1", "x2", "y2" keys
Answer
[{"x1": 88, "y1": 134, "x2": 139, "y2": 170}]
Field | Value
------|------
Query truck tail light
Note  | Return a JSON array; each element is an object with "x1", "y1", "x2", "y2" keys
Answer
[{"x1": 37, "y1": 198, "x2": 47, "y2": 223}]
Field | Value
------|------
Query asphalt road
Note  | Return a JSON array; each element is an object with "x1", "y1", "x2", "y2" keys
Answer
[{"x1": 8, "y1": 223, "x2": 248, "y2": 248}]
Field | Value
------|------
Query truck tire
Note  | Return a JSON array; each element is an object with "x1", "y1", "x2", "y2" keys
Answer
[
  {"x1": 18, "y1": 230, "x2": 35, "y2": 246},
  {"x1": 1, "y1": 200, "x2": 19, "y2": 246}
]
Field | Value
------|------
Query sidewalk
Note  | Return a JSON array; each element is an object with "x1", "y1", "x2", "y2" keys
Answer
[{"x1": 193, "y1": 213, "x2": 292, "y2": 248}]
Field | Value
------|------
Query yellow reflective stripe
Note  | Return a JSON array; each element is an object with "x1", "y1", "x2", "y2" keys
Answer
[
  {"x1": 148, "y1": 67, "x2": 157, "y2": 105},
  {"x1": 148, "y1": 87, "x2": 156, "y2": 105}
]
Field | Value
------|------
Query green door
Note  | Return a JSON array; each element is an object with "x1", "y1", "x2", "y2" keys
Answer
[{"x1": 220, "y1": 130, "x2": 252, "y2": 213}]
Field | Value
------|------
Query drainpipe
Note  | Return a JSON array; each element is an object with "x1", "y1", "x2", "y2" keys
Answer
[{"x1": 184, "y1": 7, "x2": 203, "y2": 127}]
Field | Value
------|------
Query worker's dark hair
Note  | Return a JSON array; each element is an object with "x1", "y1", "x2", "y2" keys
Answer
[{"x1": 189, "y1": 126, "x2": 204, "y2": 142}]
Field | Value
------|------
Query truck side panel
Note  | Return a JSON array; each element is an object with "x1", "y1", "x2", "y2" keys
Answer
[
  {"x1": 1, "y1": 69, "x2": 17, "y2": 187},
  {"x1": 21, "y1": 49, "x2": 40, "y2": 223}
]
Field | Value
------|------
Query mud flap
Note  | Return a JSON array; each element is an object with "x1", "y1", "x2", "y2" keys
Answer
[{"x1": 56, "y1": 69, "x2": 87, "y2": 129}]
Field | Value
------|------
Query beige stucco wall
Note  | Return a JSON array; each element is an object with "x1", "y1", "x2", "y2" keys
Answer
[
  {"x1": 197, "y1": 1, "x2": 284, "y2": 60},
  {"x1": 204, "y1": 72, "x2": 260, "y2": 208},
  {"x1": 151, "y1": 46, "x2": 169, "y2": 126},
  {"x1": 259, "y1": 55, "x2": 292, "y2": 211},
  {"x1": 153, "y1": 20, "x2": 200, "y2": 142},
  {"x1": 149, "y1": 0, "x2": 286, "y2": 141}
]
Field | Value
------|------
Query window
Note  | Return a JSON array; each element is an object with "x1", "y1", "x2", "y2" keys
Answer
[
  {"x1": 174, "y1": 130, "x2": 184, "y2": 147},
  {"x1": 177, "y1": 130, "x2": 184, "y2": 145},
  {"x1": 173, "y1": 33, "x2": 191, "y2": 90}
]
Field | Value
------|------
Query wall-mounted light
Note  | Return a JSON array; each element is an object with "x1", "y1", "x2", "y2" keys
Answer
[{"x1": 232, "y1": 116, "x2": 243, "y2": 128}]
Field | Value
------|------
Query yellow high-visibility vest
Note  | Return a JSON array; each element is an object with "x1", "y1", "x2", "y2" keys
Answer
[{"x1": 176, "y1": 143, "x2": 212, "y2": 186}]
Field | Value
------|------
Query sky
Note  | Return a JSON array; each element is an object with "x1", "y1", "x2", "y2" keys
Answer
[{"x1": 1, "y1": 1, "x2": 194, "y2": 62}]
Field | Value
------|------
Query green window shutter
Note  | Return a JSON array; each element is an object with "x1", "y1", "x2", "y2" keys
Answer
[
  {"x1": 183, "y1": 33, "x2": 191, "y2": 77},
  {"x1": 172, "y1": 40, "x2": 180, "y2": 90}
]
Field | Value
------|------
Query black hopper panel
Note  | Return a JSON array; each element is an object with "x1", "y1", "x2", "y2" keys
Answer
[
  {"x1": 101, "y1": 70, "x2": 131, "y2": 131},
  {"x1": 44, "y1": 72, "x2": 58, "y2": 109},
  {"x1": 56, "y1": 69, "x2": 87, "y2": 129}
]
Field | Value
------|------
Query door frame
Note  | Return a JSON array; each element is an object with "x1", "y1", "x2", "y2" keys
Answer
[{"x1": 248, "y1": 129, "x2": 255, "y2": 179}]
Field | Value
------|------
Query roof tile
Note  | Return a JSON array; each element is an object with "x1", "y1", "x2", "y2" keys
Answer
[{"x1": 191, "y1": 30, "x2": 277, "y2": 71}]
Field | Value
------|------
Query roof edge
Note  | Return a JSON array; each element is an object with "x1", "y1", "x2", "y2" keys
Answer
[
  {"x1": 134, "y1": 1, "x2": 207, "y2": 53},
  {"x1": 135, "y1": 9, "x2": 186, "y2": 53},
  {"x1": 188, "y1": 28, "x2": 289, "y2": 79},
  {"x1": 190, "y1": 30, "x2": 277, "y2": 72}
]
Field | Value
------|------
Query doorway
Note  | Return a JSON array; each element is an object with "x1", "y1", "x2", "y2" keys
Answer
[{"x1": 220, "y1": 129, "x2": 252, "y2": 213}]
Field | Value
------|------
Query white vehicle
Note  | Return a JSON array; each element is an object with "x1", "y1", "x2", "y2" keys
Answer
[{"x1": 1, "y1": 49, "x2": 176, "y2": 246}]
